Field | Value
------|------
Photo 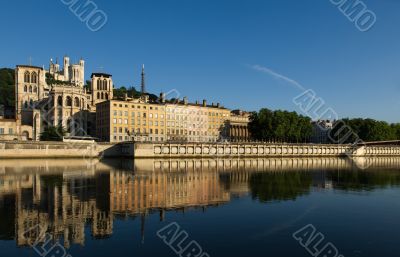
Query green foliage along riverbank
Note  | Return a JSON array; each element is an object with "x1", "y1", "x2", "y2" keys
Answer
[{"x1": 248, "y1": 108, "x2": 313, "y2": 143}]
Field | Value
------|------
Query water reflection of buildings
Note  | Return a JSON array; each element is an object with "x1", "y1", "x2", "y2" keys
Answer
[{"x1": 2, "y1": 157, "x2": 400, "y2": 247}]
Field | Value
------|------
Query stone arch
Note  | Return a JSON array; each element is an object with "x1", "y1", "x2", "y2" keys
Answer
[
  {"x1": 24, "y1": 101, "x2": 28, "y2": 109},
  {"x1": 29, "y1": 85, "x2": 32, "y2": 93},
  {"x1": 24, "y1": 85, "x2": 27, "y2": 92},
  {"x1": 104, "y1": 79, "x2": 107, "y2": 90},
  {"x1": 22, "y1": 131, "x2": 29, "y2": 140},
  {"x1": 66, "y1": 96, "x2": 72, "y2": 107},
  {"x1": 97, "y1": 92, "x2": 100, "y2": 99},
  {"x1": 57, "y1": 96, "x2": 63, "y2": 106},
  {"x1": 97, "y1": 80, "x2": 100, "y2": 90},
  {"x1": 105, "y1": 93, "x2": 109, "y2": 100},
  {"x1": 101, "y1": 92, "x2": 104, "y2": 99},
  {"x1": 33, "y1": 86, "x2": 37, "y2": 93},
  {"x1": 24, "y1": 71, "x2": 30, "y2": 83},
  {"x1": 74, "y1": 97, "x2": 80, "y2": 107},
  {"x1": 31, "y1": 72, "x2": 37, "y2": 83}
]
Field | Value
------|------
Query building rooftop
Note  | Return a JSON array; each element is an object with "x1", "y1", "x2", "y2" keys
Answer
[
  {"x1": 16, "y1": 65, "x2": 44, "y2": 70},
  {"x1": 91, "y1": 73, "x2": 112, "y2": 78}
]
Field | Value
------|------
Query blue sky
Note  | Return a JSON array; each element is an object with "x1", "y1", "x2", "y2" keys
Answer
[{"x1": 1, "y1": 0, "x2": 400, "y2": 122}]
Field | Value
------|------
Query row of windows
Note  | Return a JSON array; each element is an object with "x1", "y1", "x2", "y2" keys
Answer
[
  {"x1": 113, "y1": 110, "x2": 164, "y2": 119},
  {"x1": 58, "y1": 96, "x2": 85, "y2": 108},
  {"x1": 0, "y1": 128, "x2": 13, "y2": 134},
  {"x1": 166, "y1": 108, "x2": 228, "y2": 117},
  {"x1": 97, "y1": 79, "x2": 110, "y2": 90},
  {"x1": 97, "y1": 92, "x2": 109, "y2": 100},
  {"x1": 23, "y1": 85, "x2": 37, "y2": 93},
  {"x1": 113, "y1": 136, "x2": 164, "y2": 142},
  {"x1": 113, "y1": 127, "x2": 165, "y2": 135},
  {"x1": 112, "y1": 104, "x2": 163, "y2": 111},
  {"x1": 112, "y1": 118, "x2": 165, "y2": 127},
  {"x1": 24, "y1": 71, "x2": 37, "y2": 83}
]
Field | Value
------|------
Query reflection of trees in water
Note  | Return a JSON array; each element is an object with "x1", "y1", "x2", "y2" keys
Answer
[
  {"x1": 249, "y1": 172, "x2": 312, "y2": 203},
  {"x1": 0, "y1": 194, "x2": 15, "y2": 240},
  {"x1": 328, "y1": 169, "x2": 400, "y2": 191}
]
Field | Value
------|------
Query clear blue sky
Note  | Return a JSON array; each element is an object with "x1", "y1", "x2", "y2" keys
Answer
[{"x1": 1, "y1": 0, "x2": 399, "y2": 122}]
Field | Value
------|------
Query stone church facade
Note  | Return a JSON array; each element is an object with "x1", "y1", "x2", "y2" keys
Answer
[{"x1": 14, "y1": 56, "x2": 113, "y2": 140}]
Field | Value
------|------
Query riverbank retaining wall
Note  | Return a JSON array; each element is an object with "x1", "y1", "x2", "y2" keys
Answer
[{"x1": 134, "y1": 142, "x2": 400, "y2": 158}]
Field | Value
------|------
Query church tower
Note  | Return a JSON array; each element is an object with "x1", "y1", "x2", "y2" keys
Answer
[{"x1": 91, "y1": 73, "x2": 113, "y2": 109}]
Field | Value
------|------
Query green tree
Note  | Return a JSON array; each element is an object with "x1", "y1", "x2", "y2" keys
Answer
[
  {"x1": 40, "y1": 125, "x2": 66, "y2": 141},
  {"x1": 0, "y1": 68, "x2": 15, "y2": 107},
  {"x1": 248, "y1": 108, "x2": 312, "y2": 142}
]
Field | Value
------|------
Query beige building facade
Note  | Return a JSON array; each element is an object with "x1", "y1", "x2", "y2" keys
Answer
[{"x1": 96, "y1": 95, "x2": 236, "y2": 143}]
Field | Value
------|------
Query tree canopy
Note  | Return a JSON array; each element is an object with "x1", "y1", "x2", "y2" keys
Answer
[
  {"x1": 249, "y1": 108, "x2": 312, "y2": 143},
  {"x1": 40, "y1": 125, "x2": 66, "y2": 141},
  {"x1": 0, "y1": 68, "x2": 15, "y2": 107},
  {"x1": 330, "y1": 118, "x2": 400, "y2": 143}
]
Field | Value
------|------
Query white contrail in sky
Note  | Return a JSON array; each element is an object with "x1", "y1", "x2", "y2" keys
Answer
[{"x1": 251, "y1": 64, "x2": 305, "y2": 91}]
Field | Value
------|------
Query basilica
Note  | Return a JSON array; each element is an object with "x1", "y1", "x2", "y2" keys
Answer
[{"x1": 13, "y1": 56, "x2": 113, "y2": 140}]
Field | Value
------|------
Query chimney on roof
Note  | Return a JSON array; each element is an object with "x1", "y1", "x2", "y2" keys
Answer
[
  {"x1": 217, "y1": 103, "x2": 220, "y2": 108},
  {"x1": 195, "y1": 100, "x2": 199, "y2": 105},
  {"x1": 183, "y1": 97, "x2": 188, "y2": 105},
  {"x1": 203, "y1": 100, "x2": 207, "y2": 107}
]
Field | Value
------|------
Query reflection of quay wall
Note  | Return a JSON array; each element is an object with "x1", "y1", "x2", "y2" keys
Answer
[
  {"x1": 134, "y1": 157, "x2": 400, "y2": 173},
  {"x1": 0, "y1": 141, "x2": 124, "y2": 159},
  {"x1": 110, "y1": 170, "x2": 230, "y2": 215},
  {"x1": 134, "y1": 143, "x2": 400, "y2": 158}
]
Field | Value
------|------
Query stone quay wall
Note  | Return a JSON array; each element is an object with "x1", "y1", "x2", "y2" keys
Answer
[
  {"x1": 1, "y1": 141, "x2": 400, "y2": 159},
  {"x1": 0, "y1": 141, "x2": 123, "y2": 159},
  {"x1": 133, "y1": 142, "x2": 400, "y2": 158}
]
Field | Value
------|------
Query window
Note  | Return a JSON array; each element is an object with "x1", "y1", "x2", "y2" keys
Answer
[
  {"x1": 24, "y1": 85, "x2": 27, "y2": 92},
  {"x1": 124, "y1": 119, "x2": 128, "y2": 124},
  {"x1": 118, "y1": 119, "x2": 122, "y2": 124},
  {"x1": 124, "y1": 111, "x2": 128, "y2": 116},
  {"x1": 113, "y1": 119, "x2": 117, "y2": 124},
  {"x1": 8, "y1": 128, "x2": 13, "y2": 135},
  {"x1": 113, "y1": 127, "x2": 117, "y2": 133},
  {"x1": 131, "y1": 112, "x2": 135, "y2": 117},
  {"x1": 66, "y1": 96, "x2": 72, "y2": 106},
  {"x1": 0, "y1": 128, "x2": 4, "y2": 134},
  {"x1": 74, "y1": 97, "x2": 80, "y2": 107},
  {"x1": 24, "y1": 71, "x2": 30, "y2": 83},
  {"x1": 149, "y1": 113, "x2": 153, "y2": 118},
  {"x1": 31, "y1": 72, "x2": 37, "y2": 83},
  {"x1": 29, "y1": 86, "x2": 32, "y2": 93},
  {"x1": 113, "y1": 111, "x2": 117, "y2": 116}
]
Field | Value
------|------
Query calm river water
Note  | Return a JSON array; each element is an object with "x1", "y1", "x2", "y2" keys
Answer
[{"x1": 0, "y1": 157, "x2": 399, "y2": 257}]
